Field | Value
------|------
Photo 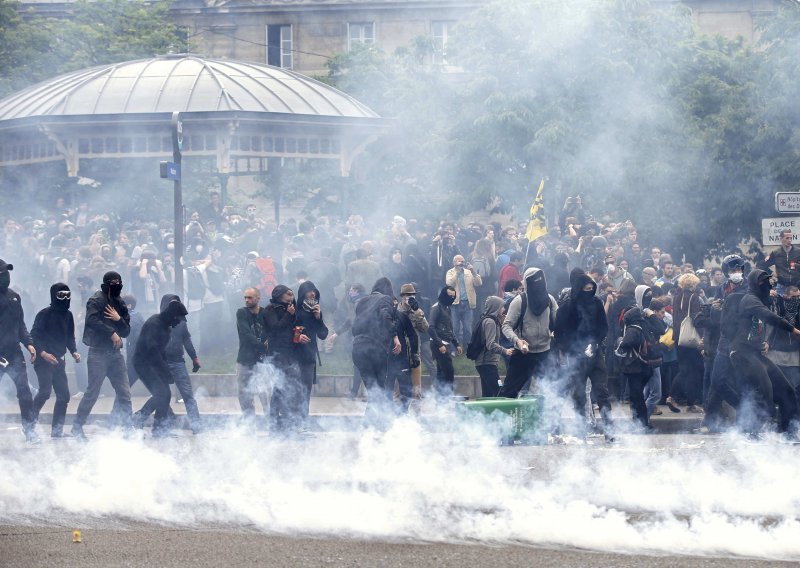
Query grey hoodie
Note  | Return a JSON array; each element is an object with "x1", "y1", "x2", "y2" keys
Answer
[
  {"x1": 502, "y1": 267, "x2": 557, "y2": 354},
  {"x1": 475, "y1": 296, "x2": 507, "y2": 366}
]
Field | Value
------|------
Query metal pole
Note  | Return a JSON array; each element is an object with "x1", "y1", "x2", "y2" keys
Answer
[{"x1": 172, "y1": 112, "x2": 184, "y2": 296}]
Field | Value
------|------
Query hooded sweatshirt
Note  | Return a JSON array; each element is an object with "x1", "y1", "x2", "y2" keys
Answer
[
  {"x1": 474, "y1": 296, "x2": 507, "y2": 366},
  {"x1": 264, "y1": 284, "x2": 298, "y2": 358},
  {"x1": 83, "y1": 276, "x2": 130, "y2": 350},
  {"x1": 502, "y1": 267, "x2": 557, "y2": 354},
  {"x1": 554, "y1": 272, "x2": 607, "y2": 355},
  {"x1": 731, "y1": 269, "x2": 794, "y2": 353},
  {"x1": 31, "y1": 283, "x2": 77, "y2": 359},
  {"x1": 133, "y1": 296, "x2": 188, "y2": 377},
  {"x1": 429, "y1": 286, "x2": 458, "y2": 349},
  {"x1": 618, "y1": 306, "x2": 649, "y2": 374},
  {"x1": 161, "y1": 294, "x2": 198, "y2": 363},
  {"x1": 295, "y1": 280, "x2": 329, "y2": 365},
  {"x1": 352, "y1": 277, "x2": 397, "y2": 353}
]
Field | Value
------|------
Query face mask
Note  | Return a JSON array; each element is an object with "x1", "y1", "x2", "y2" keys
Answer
[
  {"x1": 348, "y1": 290, "x2": 361, "y2": 302},
  {"x1": 441, "y1": 294, "x2": 455, "y2": 306},
  {"x1": 0, "y1": 271, "x2": 9, "y2": 290},
  {"x1": 729, "y1": 273, "x2": 743, "y2": 284},
  {"x1": 195, "y1": 245, "x2": 204, "y2": 254},
  {"x1": 167, "y1": 243, "x2": 175, "y2": 251},
  {"x1": 109, "y1": 283, "x2": 123, "y2": 297},
  {"x1": 303, "y1": 298, "x2": 318, "y2": 312},
  {"x1": 759, "y1": 281, "x2": 772, "y2": 296}
]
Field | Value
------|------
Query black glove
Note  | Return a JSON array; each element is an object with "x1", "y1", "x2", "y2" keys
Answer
[
  {"x1": 411, "y1": 354, "x2": 421, "y2": 369},
  {"x1": 192, "y1": 358, "x2": 201, "y2": 373}
]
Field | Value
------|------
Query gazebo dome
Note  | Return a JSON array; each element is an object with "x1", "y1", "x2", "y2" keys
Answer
[{"x1": 0, "y1": 54, "x2": 379, "y2": 120}]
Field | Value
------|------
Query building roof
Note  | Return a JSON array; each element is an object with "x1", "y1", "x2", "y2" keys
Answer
[{"x1": 0, "y1": 54, "x2": 379, "y2": 121}]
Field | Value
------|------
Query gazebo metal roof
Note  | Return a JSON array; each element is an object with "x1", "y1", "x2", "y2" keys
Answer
[{"x1": 0, "y1": 54, "x2": 387, "y2": 177}]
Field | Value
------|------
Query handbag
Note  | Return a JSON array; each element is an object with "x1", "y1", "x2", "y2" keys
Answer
[
  {"x1": 677, "y1": 294, "x2": 702, "y2": 349},
  {"x1": 659, "y1": 327, "x2": 675, "y2": 350}
]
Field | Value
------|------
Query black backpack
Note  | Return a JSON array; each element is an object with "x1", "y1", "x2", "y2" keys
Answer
[{"x1": 466, "y1": 316, "x2": 489, "y2": 360}]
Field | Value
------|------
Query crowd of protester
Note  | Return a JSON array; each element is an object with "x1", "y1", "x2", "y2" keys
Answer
[{"x1": 2, "y1": 191, "x2": 800, "y2": 442}]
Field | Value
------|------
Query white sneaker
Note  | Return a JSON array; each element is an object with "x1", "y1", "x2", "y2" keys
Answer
[{"x1": 72, "y1": 391, "x2": 84, "y2": 399}]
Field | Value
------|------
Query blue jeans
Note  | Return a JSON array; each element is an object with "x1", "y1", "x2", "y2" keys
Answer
[
  {"x1": 75, "y1": 348, "x2": 131, "y2": 428},
  {"x1": 170, "y1": 361, "x2": 201, "y2": 429},
  {"x1": 644, "y1": 366, "x2": 662, "y2": 418},
  {"x1": 451, "y1": 302, "x2": 474, "y2": 349}
]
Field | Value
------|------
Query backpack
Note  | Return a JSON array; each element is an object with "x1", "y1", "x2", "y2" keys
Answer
[
  {"x1": 466, "y1": 316, "x2": 489, "y2": 361},
  {"x1": 255, "y1": 257, "x2": 278, "y2": 298},
  {"x1": 614, "y1": 323, "x2": 662, "y2": 368},
  {"x1": 206, "y1": 266, "x2": 226, "y2": 296}
]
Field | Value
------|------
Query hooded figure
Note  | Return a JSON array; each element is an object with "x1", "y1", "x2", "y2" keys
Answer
[
  {"x1": 473, "y1": 296, "x2": 509, "y2": 397},
  {"x1": 617, "y1": 306, "x2": 652, "y2": 428},
  {"x1": 728, "y1": 269, "x2": 799, "y2": 435},
  {"x1": 132, "y1": 296, "x2": 188, "y2": 436},
  {"x1": 264, "y1": 284, "x2": 298, "y2": 358},
  {"x1": 634, "y1": 285, "x2": 653, "y2": 310},
  {"x1": 30, "y1": 283, "x2": 79, "y2": 437},
  {"x1": 428, "y1": 285, "x2": 459, "y2": 397},
  {"x1": 498, "y1": 267, "x2": 557, "y2": 399}
]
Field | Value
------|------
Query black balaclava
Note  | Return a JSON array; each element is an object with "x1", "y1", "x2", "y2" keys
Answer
[
  {"x1": 438, "y1": 285, "x2": 456, "y2": 307},
  {"x1": 0, "y1": 271, "x2": 9, "y2": 292},
  {"x1": 50, "y1": 283, "x2": 71, "y2": 311},
  {"x1": 101, "y1": 271, "x2": 123, "y2": 298},
  {"x1": 749, "y1": 269, "x2": 773, "y2": 304},
  {"x1": 524, "y1": 268, "x2": 550, "y2": 316},
  {"x1": 270, "y1": 284, "x2": 292, "y2": 306}
]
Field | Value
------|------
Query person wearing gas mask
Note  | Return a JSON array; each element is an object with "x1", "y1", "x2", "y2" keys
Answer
[
  {"x1": 0, "y1": 259, "x2": 39, "y2": 443},
  {"x1": 30, "y1": 283, "x2": 81, "y2": 437},
  {"x1": 428, "y1": 285, "x2": 460, "y2": 397},
  {"x1": 554, "y1": 269, "x2": 614, "y2": 440},
  {"x1": 397, "y1": 283, "x2": 428, "y2": 402},
  {"x1": 351, "y1": 277, "x2": 402, "y2": 423},
  {"x1": 72, "y1": 271, "x2": 132, "y2": 440},
  {"x1": 264, "y1": 285, "x2": 303, "y2": 433},
  {"x1": 294, "y1": 281, "x2": 329, "y2": 426},
  {"x1": 500, "y1": 267, "x2": 557, "y2": 398},
  {"x1": 703, "y1": 254, "x2": 747, "y2": 432},
  {"x1": 729, "y1": 269, "x2": 800, "y2": 437},
  {"x1": 132, "y1": 296, "x2": 189, "y2": 437}
]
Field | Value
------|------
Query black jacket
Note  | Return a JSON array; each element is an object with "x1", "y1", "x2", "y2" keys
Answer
[
  {"x1": 428, "y1": 287, "x2": 458, "y2": 349},
  {"x1": 82, "y1": 290, "x2": 130, "y2": 349},
  {"x1": 392, "y1": 308, "x2": 419, "y2": 368},
  {"x1": 31, "y1": 307, "x2": 77, "y2": 359},
  {"x1": 731, "y1": 270, "x2": 794, "y2": 353},
  {"x1": 295, "y1": 281, "x2": 329, "y2": 365},
  {"x1": 236, "y1": 306, "x2": 268, "y2": 366},
  {"x1": 264, "y1": 286, "x2": 298, "y2": 359},
  {"x1": 352, "y1": 277, "x2": 397, "y2": 353},
  {"x1": 554, "y1": 273, "x2": 607, "y2": 355},
  {"x1": 133, "y1": 298, "x2": 187, "y2": 380},
  {"x1": 0, "y1": 288, "x2": 33, "y2": 356},
  {"x1": 619, "y1": 307, "x2": 650, "y2": 374}
]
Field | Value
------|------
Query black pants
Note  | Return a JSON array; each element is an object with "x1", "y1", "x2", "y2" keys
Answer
[
  {"x1": 432, "y1": 345, "x2": 455, "y2": 397},
  {"x1": 32, "y1": 358, "x2": 70, "y2": 434},
  {"x1": 352, "y1": 341, "x2": 392, "y2": 426},
  {"x1": 476, "y1": 364, "x2": 500, "y2": 398},
  {"x1": 674, "y1": 346, "x2": 704, "y2": 406},
  {"x1": 297, "y1": 362, "x2": 316, "y2": 421},
  {"x1": 499, "y1": 350, "x2": 550, "y2": 398},
  {"x1": 568, "y1": 352, "x2": 613, "y2": 429},
  {"x1": 704, "y1": 350, "x2": 740, "y2": 431},
  {"x1": 387, "y1": 360, "x2": 413, "y2": 412},
  {"x1": 0, "y1": 352, "x2": 35, "y2": 433},
  {"x1": 270, "y1": 355, "x2": 303, "y2": 432},
  {"x1": 625, "y1": 371, "x2": 650, "y2": 429},
  {"x1": 730, "y1": 348, "x2": 799, "y2": 434},
  {"x1": 135, "y1": 363, "x2": 172, "y2": 434}
]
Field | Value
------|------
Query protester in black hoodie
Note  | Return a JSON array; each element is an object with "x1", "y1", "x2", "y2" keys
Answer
[
  {"x1": 133, "y1": 294, "x2": 203, "y2": 434},
  {"x1": 428, "y1": 285, "x2": 459, "y2": 397},
  {"x1": 352, "y1": 277, "x2": 401, "y2": 423},
  {"x1": 617, "y1": 307, "x2": 653, "y2": 429},
  {"x1": 295, "y1": 281, "x2": 329, "y2": 425},
  {"x1": 729, "y1": 269, "x2": 800, "y2": 436},
  {"x1": 554, "y1": 269, "x2": 614, "y2": 440},
  {"x1": 31, "y1": 283, "x2": 80, "y2": 437},
  {"x1": 133, "y1": 296, "x2": 188, "y2": 437},
  {"x1": 264, "y1": 284, "x2": 303, "y2": 432},
  {"x1": 73, "y1": 270, "x2": 132, "y2": 440}
]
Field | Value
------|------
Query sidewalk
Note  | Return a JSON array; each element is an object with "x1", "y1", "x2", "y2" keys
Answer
[{"x1": 0, "y1": 394, "x2": 704, "y2": 433}]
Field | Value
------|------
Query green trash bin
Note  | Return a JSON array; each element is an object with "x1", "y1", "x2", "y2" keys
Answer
[{"x1": 455, "y1": 395, "x2": 546, "y2": 445}]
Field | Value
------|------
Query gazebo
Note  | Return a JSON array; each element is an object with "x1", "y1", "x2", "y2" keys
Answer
[{"x1": 0, "y1": 53, "x2": 387, "y2": 189}]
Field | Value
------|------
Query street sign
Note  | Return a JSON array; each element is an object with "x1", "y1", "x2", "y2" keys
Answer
[
  {"x1": 166, "y1": 162, "x2": 180, "y2": 181},
  {"x1": 762, "y1": 217, "x2": 800, "y2": 246},
  {"x1": 775, "y1": 192, "x2": 800, "y2": 213}
]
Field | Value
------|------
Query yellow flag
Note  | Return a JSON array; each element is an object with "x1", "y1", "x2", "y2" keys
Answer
[{"x1": 525, "y1": 178, "x2": 547, "y2": 242}]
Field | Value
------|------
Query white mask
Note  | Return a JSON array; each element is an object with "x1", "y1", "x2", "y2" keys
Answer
[{"x1": 729, "y1": 272, "x2": 743, "y2": 284}]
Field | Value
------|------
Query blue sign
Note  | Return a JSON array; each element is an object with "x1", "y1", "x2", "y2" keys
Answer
[{"x1": 166, "y1": 162, "x2": 181, "y2": 181}]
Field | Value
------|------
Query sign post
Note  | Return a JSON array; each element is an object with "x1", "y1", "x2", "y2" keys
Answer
[
  {"x1": 171, "y1": 112, "x2": 184, "y2": 295},
  {"x1": 775, "y1": 192, "x2": 800, "y2": 214},
  {"x1": 761, "y1": 217, "x2": 800, "y2": 246}
]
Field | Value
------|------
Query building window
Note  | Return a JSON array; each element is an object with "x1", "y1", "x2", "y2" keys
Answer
[
  {"x1": 432, "y1": 21, "x2": 452, "y2": 65},
  {"x1": 267, "y1": 24, "x2": 293, "y2": 69},
  {"x1": 348, "y1": 22, "x2": 375, "y2": 50}
]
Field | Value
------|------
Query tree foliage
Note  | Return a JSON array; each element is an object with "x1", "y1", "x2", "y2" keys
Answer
[{"x1": 0, "y1": 0, "x2": 186, "y2": 97}]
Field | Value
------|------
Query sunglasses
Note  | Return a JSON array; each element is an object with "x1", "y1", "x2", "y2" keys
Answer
[{"x1": 56, "y1": 290, "x2": 71, "y2": 300}]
